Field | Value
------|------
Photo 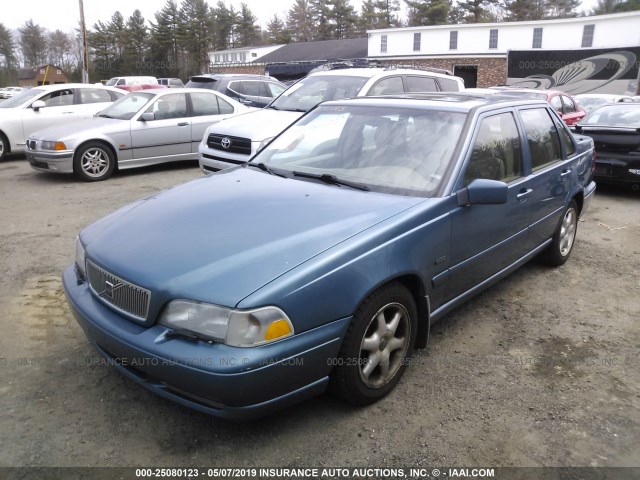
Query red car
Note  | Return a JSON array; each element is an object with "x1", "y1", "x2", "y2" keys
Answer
[{"x1": 489, "y1": 87, "x2": 586, "y2": 125}]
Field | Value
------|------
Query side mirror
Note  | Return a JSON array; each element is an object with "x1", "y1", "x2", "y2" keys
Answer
[
  {"x1": 457, "y1": 179, "x2": 508, "y2": 207},
  {"x1": 140, "y1": 112, "x2": 155, "y2": 122},
  {"x1": 32, "y1": 100, "x2": 46, "y2": 111}
]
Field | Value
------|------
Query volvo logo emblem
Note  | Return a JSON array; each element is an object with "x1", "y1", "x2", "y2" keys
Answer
[{"x1": 221, "y1": 137, "x2": 232, "y2": 149}]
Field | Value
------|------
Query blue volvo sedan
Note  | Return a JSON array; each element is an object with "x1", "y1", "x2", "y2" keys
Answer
[{"x1": 63, "y1": 94, "x2": 596, "y2": 418}]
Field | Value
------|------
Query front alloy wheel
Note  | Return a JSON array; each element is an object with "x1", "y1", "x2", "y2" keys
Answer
[
  {"x1": 74, "y1": 142, "x2": 115, "y2": 182},
  {"x1": 359, "y1": 303, "x2": 411, "y2": 389},
  {"x1": 331, "y1": 282, "x2": 417, "y2": 405}
]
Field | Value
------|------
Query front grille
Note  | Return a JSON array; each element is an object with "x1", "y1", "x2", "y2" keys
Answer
[
  {"x1": 207, "y1": 134, "x2": 252, "y2": 155},
  {"x1": 27, "y1": 140, "x2": 37, "y2": 150},
  {"x1": 86, "y1": 260, "x2": 151, "y2": 322}
]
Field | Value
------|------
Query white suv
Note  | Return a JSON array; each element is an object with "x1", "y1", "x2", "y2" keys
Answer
[{"x1": 198, "y1": 67, "x2": 465, "y2": 172}]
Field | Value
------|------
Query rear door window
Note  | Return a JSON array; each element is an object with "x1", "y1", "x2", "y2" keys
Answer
[
  {"x1": 79, "y1": 88, "x2": 113, "y2": 104},
  {"x1": 405, "y1": 76, "x2": 438, "y2": 93},
  {"x1": 520, "y1": 108, "x2": 563, "y2": 171}
]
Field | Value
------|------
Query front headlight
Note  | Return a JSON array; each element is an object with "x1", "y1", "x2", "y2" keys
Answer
[
  {"x1": 41, "y1": 141, "x2": 68, "y2": 151},
  {"x1": 75, "y1": 237, "x2": 86, "y2": 280},
  {"x1": 159, "y1": 300, "x2": 293, "y2": 347}
]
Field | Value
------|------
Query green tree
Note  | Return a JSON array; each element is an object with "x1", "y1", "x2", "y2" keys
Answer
[
  {"x1": 178, "y1": 0, "x2": 211, "y2": 75},
  {"x1": 0, "y1": 23, "x2": 17, "y2": 68},
  {"x1": 545, "y1": 0, "x2": 580, "y2": 18},
  {"x1": 373, "y1": 0, "x2": 402, "y2": 27},
  {"x1": 357, "y1": 0, "x2": 380, "y2": 33},
  {"x1": 331, "y1": 0, "x2": 359, "y2": 39},
  {"x1": 287, "y1": 0, "x2": 315, "y2": 42},
  {"x1": 211, "y1": 1, "x2": 236, "y2": 50},
  {"x1": 236, "y1": 3, "x2": 260, "y2": 47},
  {"x1": 504, "y1": 0, "x2": 545, "y2": 20},
  {"x1": 19, "y1": 20, "x2": 48, "y2": 67},
  {"x1": 150, "y1": 0, "x2": 181, "y2": 78},
  {"x1": 123, "y1": 10, "x2": 149, "y2": 74},
  {"x1": 266, "y1": 15, "x2": 291, "y2": 44},
  {"x1": 310, "y1": 0, "x2": 333, "y2": 40},
  {"x1": 458, "y1": 0, "x2": 499, "y2": 22},
  {"x1": 405, "y1": 0, "x2": 451, "y2": 26}
]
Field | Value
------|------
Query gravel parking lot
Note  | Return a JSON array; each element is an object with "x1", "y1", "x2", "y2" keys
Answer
[{"x1": 1, "y1": 154, "x2": 639, "y2": 469}]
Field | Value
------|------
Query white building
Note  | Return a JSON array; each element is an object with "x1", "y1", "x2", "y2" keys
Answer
[
  {"x1": 367, "y1": 11, "x2": 640, "y2": 93},
  {"x1": 209, "y1": 45, "x2": 284, "y2": 66}
]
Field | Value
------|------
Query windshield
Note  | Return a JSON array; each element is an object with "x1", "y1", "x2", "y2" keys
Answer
[
  {"x1": 0, "y1": 88, "x2": 42, "y2": 108},
  {"x1": 253, "y1": 104, "x2": 466, "y2": 197},
  {"x1": 98, "y1": 92, "x2": 154, "y2": 120},
  {"x1": 105, "y1": 78, "x2": 119, "y2": 86},
  {"x1": 581, "y1": 105, "x2": 640, "y2": 127},
  {"x1": 269, "y1": 75, "x2": 368, "y2": 112}
]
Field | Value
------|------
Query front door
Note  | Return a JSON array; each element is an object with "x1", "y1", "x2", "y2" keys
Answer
[
  {"x1": 130, "y1": 93, "x2": 191, "y2": 160},
  {"x1": 446, "y1": 111, "x2": 532, "y2": 300}
]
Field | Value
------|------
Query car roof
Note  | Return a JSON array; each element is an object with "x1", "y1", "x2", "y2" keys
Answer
[
  {"x1": 321, "y1": 92, "x2": 549, "y2": 113},
  {"x1": 30, "y1": 83, "x2": 121, "y2": 91},
  {"x1": 308, "y1": 67, "x2": 455, "y2": 80},
  {"x1": 489, "y1": 87, "x2": 569, "y2": 96},
  {"x1": 190, "y1": 74, "x2": 278, "y2": 80}
]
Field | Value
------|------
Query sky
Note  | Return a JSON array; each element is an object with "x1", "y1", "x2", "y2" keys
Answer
[{"x1": 3, "y1": 0, "x2": 601, "y2": 34}]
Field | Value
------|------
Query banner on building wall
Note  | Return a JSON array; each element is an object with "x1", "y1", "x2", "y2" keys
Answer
[{"x1": 507, "y1": 47, "x2": 640, "y2": 95}]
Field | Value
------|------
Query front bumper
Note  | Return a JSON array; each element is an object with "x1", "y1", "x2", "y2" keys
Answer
[
  {"x1": 26, "y1": 149, "x2": 74, "y2": 174},
  {"x1": 63, "y1": 266, "x2": 350, "y2": 419},
  {"x1": 198, "y1": 144, "x2": 253, "y2": 174}
]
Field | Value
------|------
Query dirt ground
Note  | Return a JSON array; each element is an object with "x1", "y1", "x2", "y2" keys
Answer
[{"x1": 1, "y1": 155, "x2": 639, "y2": 469}]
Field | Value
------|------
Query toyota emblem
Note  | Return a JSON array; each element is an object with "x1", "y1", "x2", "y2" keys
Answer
[{"x1": 221, "y1": 137, "x2": 232, "y2": 149}]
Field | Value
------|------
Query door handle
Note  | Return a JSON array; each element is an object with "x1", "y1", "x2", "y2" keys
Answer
[
  {"x1": 560, "y1": 168, "x2": 571, "y2": 181},
  {"x1": 517, "y1": 188, "x2": 533, "y2": 202},
  {"x1": 177, "y1": 122, "x2": 188, "y2": 126}
]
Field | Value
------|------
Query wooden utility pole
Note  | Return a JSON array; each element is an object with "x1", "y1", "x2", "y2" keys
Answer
[{"x1": 79, "y1": 0, "x2": 89, "y2": 83}]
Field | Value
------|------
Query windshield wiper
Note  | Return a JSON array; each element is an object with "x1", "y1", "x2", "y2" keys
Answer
[
  {"x1": 292, "y1": 171, "x2": 370, "y2": 191},
  {"x1": 246, "y1": 162, "x2": 288, "y2": 178},
  {"x1": 96, "y1": 113, "x2": 113, "y2": 118}
]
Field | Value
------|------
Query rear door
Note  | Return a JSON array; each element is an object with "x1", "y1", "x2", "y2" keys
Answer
[
  {"x1": 517, "y1": 107, "x2": 575, "y2": 250},
  {"x1": 188, "y1": 92, "x2": 238, "y2": 152},
  {"x1": 446, "y1": 110, "x2": 533, "y2": 299}
]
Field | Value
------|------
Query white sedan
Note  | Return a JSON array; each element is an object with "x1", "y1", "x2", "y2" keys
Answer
[
  {"x1": 26, "y1": 88, "x2": 252, "y2": 181},
  {"x1": 0, "y1": 86, "x2": 24, "y2": 99},
  {"x1": 0, "y1": 83, "x2": 125, "y2": 161}
]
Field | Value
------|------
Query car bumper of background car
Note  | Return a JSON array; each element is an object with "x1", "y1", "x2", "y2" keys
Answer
[
  {"x1": 62, "y1": 266, "x2": 350, "y2": 419},
  {"x1": 594, "y1": 158, "x2": 640, "y2": 186},
  {"x1": 26, "y1": 149, "x2": 74, "y2": 174},
  {"x1": 198, "y1": 146, "x2": 255, "y2": 174}
]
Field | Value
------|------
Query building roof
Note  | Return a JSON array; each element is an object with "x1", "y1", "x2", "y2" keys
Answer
[
  {"x1": 259, "y1": 38, "x2": 369, "y2": 80},
  {"x1": 258, "y1": 38, "x2": 368, "y2": 63}
]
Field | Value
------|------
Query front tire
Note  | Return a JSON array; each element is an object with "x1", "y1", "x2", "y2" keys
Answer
[
  {"x1": 541, "y1": 200, "x2": 578, "y2": 267},
  {"x1": 331, "y1": 282, "x2": 417, "y2": 406},
  {"x1": 73, "y1": 142, "x2": 115, "y2": 182}
]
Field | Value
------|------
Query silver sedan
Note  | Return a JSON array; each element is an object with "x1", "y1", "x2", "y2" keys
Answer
[{"x1": 26, "y1": 88, "x2": 252, "y2": 181}]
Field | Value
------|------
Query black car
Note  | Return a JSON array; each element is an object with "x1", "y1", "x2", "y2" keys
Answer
[
  {"x1": 573, "y1": 103, "x2": 640, "y2": 189},
  {"x1": 186, "y1": 74, "x2": 286, "y2": 108}
]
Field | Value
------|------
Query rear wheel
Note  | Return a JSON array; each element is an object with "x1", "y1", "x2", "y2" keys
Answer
[
  {"x1": 541, "y1": 200, "x2": 578, "y2": 266},
  {"x1": 0, "y1": 132, "x2": 8, "y2": 161},
  {"x1": 73, "y1": 142, "x2": 115, "y2": 182},
  {"x1": 331, "y1": 282, "x2": 417, "y2": 405}
]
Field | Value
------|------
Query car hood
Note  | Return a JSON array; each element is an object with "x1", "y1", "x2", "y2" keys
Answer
[
  {"x1": 28, "y1": 117, "x2": 129, "y2": 141},
  {"x1": 82, "y1": 168, "x2": 424, "y2": 309},
  {"x1": 208, "y1": 109, "x2": 302, "y2": 141}
]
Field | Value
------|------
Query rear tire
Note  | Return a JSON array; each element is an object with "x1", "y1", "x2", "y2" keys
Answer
[
  {"x1": 331, "y1": 282, "x2": 417, "y2": 406},
  {"x1": 73, "y1": 142, "x2": 115, "y2": 182},
  {"x1": 540, "y1": 200, "x2": 578, "y2": 267},
  {"x1": 0, "y1": 132, "x2": 8, "y2": 162}
]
